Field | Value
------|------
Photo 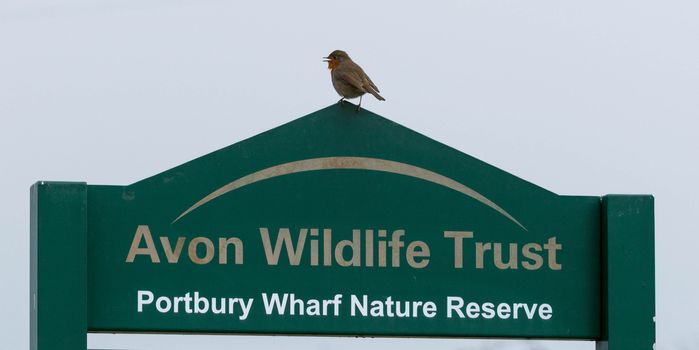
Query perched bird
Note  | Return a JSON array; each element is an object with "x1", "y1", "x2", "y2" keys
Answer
[{"x1": 323, "y1": 50, "x2": 385, "y2": 111}]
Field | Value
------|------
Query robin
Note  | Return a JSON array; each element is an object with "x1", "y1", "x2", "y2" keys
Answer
[{"x1": 323, "y1": 50, "x2": 385, "y2": 111}]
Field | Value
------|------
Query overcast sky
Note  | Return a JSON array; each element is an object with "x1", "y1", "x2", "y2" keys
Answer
[{"x1": 1, "y1": 0, "x2": 697, "y2": 349}]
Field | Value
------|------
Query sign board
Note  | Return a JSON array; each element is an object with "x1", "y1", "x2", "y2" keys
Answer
[{"x1": 30, "y1": 104, "x2": 655, "y2": 349}]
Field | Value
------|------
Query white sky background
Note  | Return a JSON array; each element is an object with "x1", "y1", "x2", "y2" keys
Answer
[{"x1": 1, "y1": 0, "x2": 697, "y2": 349}]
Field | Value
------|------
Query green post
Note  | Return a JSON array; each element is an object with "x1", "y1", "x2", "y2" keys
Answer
[
  {"x1": 30, "y1": 182, "x2": 87, "y2": 350},
  {"x1": 597, "y1": 195, "x2": 655, "y2": 350}
]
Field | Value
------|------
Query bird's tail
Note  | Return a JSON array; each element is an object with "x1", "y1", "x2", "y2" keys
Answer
[{"x1": 369, "y1": 89, "x2": 385, "y2": 101}]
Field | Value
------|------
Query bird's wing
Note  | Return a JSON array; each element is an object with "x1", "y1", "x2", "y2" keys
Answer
[
  {"x1": 363, "y1": 73, "x2": 380, "y2": 93},
  {"x1": 334, "y1": 68, "x2": 367, "y2": 92}
]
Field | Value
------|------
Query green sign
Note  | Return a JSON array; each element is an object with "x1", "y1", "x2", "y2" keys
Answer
[{"x1": 30, "y1": 104, "x2": 655, "y2": 349}]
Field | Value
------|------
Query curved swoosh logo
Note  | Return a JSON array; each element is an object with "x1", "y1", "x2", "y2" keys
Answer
[{"x1": 173, "y1": 156, "x2": 526, "y2": 231}]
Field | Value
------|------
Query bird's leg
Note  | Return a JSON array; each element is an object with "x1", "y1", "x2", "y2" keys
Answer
[
  {"x1": 338, "y1": 98, "x2": 345, "y2": 106},
  {"x1": 357, "y1": 95, "x2": 362, "y2": 112}
]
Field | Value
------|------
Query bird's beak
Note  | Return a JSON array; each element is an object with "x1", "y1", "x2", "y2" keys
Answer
[{"x1": 322, "y1": 57, "x2": 330, "y2": 62}]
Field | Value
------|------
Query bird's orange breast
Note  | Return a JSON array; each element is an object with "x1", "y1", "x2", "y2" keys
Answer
[{"x1": 328, "y1": 58, "x2": 340, "y2": 70}]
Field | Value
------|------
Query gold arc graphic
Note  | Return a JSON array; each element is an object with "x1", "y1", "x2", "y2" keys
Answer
[{"x1": 172, "y1": 156, "x2": 527, "y2": 231}]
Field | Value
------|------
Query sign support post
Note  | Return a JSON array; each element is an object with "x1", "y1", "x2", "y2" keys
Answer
[
  {"x1": 598, "y1": 195, "x2": 655, "y2": 350},
  {"x1": 30, "y1": 182, "x2": 87, "y2": 350}
]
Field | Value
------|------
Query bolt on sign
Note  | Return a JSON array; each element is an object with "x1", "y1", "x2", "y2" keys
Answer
[{"x1": 30, "y1": 104, "x2": 655, "y2": 350}]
